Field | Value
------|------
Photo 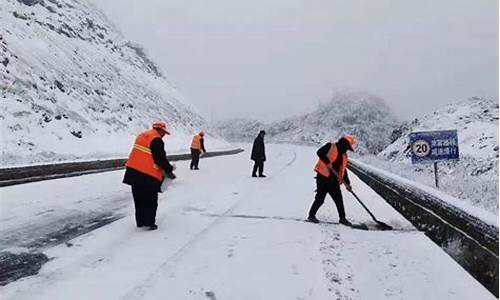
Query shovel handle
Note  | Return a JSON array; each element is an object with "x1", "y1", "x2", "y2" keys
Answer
[{"x1": 350, "y1": 191, "x2": 378, "y2": 222}]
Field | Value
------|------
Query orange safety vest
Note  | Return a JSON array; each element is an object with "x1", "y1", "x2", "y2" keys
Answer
[
  {"x1": 191, "y1": 135, "x2": 202, "y2": 150},
  {"x1": 125, "y1": 129, "x2": 163, "y2": 181},
  {"x1": 314, "y1": 143, "x2": 348, "y2": 183}
]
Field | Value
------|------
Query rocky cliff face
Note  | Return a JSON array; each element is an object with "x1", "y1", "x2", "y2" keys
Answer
[{"x1": 1, "y1": 0, "x2": 223, "y2": 166}]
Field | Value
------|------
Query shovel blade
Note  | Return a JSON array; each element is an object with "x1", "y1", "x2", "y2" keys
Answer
[{"x1": 375, "y1": 221, "x2": 393, "y2": 231}]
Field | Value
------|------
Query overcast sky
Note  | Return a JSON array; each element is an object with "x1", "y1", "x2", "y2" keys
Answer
[{"x1": 89, "y1": 0, "x2": 498, "y2": 122}]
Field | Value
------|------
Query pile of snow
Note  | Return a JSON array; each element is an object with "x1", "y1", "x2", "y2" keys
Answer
[
  {"x1": 215, "y1": 92, "x2": 399, "y2": 154},
  {"x1": 362, "y1": 97, "x2": 499, "y2": 214},
  {"x1": 1, "y1": 0, "x2": 229, "y2": 167}
]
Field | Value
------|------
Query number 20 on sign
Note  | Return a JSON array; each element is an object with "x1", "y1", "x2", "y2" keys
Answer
[
  {"x1": 412, "y1": 140, "x2": 431, "y2": 158},
  {"x1": 409, "y1": 130, "x2": 459, "y2": 188}
]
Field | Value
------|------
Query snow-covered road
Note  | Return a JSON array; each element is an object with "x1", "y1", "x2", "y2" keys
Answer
[{"x1": 0, "y1": 144, "x2": 494, "y2": 299}]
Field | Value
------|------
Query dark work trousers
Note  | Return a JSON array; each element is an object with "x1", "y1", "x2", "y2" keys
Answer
[
  {"x1": 190, "y1": 148, "x2": 201, "y2": 169},
  {"x1": 131, "y1": 186, "x2": 159, "y2": 226},
  {"x1": 308, "y1": 174, "x2": 346, "y2": 220},
  {"x1": 252, "y1": 160, "x2": 264, "y2": 176}
]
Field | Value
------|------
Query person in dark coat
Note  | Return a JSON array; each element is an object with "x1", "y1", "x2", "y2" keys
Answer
[
  {"x1": 123, "y1": 122, "x2": 176, "y2": 230},
  {"x1": 251, "y1": 130, "x2": 266, "y2": 177},
  {"x1": 307, "y1": 135, "x2": 356, "y2": 225}
]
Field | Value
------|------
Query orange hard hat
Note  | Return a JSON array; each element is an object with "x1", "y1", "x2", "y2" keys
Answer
[
  {"x1": 342, "y1": 134, "x2": 356, "y2": 150},
  {"x1": 152, "y1": 122, "x2": 170, "y2": 134}
]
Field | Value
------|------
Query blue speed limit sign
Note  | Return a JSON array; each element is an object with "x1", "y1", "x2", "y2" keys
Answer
[{"x1": 409, "y1": 130, "x2": 459, "y2": 164}]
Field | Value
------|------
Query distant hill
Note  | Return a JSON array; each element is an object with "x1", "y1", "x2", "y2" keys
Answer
[
  {"x1": 214, "y1": 118, "x2": 265, "y2": 142},
  {"x1": 267, "y1": 92, "x2": 399, "y2": 154},
  {"x1": 215, "y1": 92, "x2": 399, "y2": 154}
]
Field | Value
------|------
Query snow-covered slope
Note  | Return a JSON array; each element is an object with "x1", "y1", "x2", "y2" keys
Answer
[
  {"x1": 1, "y1": 0, "x2": 228, "y2": 166},
  {"x1": 268, "y1": 92, "x2": 399, "y2": 154},
  {"x1": 214, "y1": 118, "x2": 265, "y2": 142},
  {"x1": 365, "y1": 97, "x2": 499, "y2": 214},
  {"x1": 215, "y1": 92, "x2": 399, "y2": 154},
  {"x1": 380, "y1": 97, "x2": 498, "y2": 163}
]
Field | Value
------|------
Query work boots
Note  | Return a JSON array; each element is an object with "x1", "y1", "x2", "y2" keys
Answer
[
  {"x1": 146, "y1": 224, "x2": 158, "y2": 231},
  {"x1": 307, "y1": 215, "x2": 319, "y2": 223},
  {"x1": 339, "y1": 218, "x2": 352, "y2": 226}
]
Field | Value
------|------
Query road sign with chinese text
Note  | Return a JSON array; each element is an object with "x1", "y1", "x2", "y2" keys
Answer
[{"x1": 409, "y1": 130, "x2": 459, "y2": 164}]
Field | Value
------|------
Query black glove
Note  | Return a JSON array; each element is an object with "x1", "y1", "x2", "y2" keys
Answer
[{"x1": 166, "y1": 172, "x2": 176, "y2": 179}]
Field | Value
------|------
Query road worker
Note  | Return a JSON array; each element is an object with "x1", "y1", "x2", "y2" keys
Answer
[
  {"x1": 123, "y1": 122, "x2": 176, "y2": 230},
  {"x1": 307, "y1": 135, "x2": 356, "y2": 225},
  {"x1": 190, "y1": 131, "x2": 206, "y2": 170}
]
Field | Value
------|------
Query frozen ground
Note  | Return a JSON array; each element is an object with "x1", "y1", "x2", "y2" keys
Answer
[
  {"x1": 0, "y1": 144, "x2": 494, "y2": 299},
  {"x1": 374, "y1": 97, "x2": 499, "y2": 215},
  {"x1": 351, "y1": 159, "x2": 499, "y2": 228}
]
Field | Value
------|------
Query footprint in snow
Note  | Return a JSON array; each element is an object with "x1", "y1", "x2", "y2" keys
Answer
[
  {"x1": 205, "y1": 290, "x2": 217, "y2": 300},
  {"x1": 183, "y1": 206, "x2": 206, "y2": 212}
]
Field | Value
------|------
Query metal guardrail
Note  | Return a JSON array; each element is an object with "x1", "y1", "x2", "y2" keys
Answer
[
  {"x1": 0, "y1": 148, "x2": 244, "y2": 187},
  {"x1": 348, "y1": 161, "x2": 499, "y2": 297}
]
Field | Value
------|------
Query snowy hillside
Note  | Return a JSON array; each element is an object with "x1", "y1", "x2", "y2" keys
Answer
[
  {"x1": 215, "y1": 92, "x2": 399, "y2": 154},
  {"x1": 380, "y1": 97, "x2": 499, "y2": 162},
  {"x1": 268, "y1": 92, "x2": 399, "y2": 154},
  {"x1": 364, "y1": 97, "x2": 499, "y2": 214},
  {"x1": 214, "y1": 118, "x2": 265, "y2": 142},
  {"x1": 1, "y1": 0, "x2": 228, "y2": 166}
]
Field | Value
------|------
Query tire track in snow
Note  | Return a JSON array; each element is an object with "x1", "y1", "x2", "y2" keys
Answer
[
  {"x1": 267, "y1": 151, "x2": 297, "y2": 179},
  {"x1": 122, "y1": 151, "x2": 298, "y2": 299}
]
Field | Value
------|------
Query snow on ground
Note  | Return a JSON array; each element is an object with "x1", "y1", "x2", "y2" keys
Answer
[
  {"x1": 0, "y1": 135, "x2": 233, "y2": 169},
  {"x1": 371, "y1": 97, "x2": 499, "y2": 215},
  {"x1": 0, "y1": 170, "x2": 130, "y2": 250},
  {"x1": 0, "y1": 144, "x2": 494, "y2": 299},
  {"x1": 351, "y1": 159, "x2": 499, "y2": 228}
]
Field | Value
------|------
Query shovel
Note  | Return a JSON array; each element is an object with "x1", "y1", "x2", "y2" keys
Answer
[{"x1": 349, "y1": 191, "x2": 393, "y2": 230}]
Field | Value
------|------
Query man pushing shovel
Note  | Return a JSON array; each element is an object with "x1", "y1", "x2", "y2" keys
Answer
[{"x1": 307, "y1": 135, "x2": 356, "y2": 225}]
